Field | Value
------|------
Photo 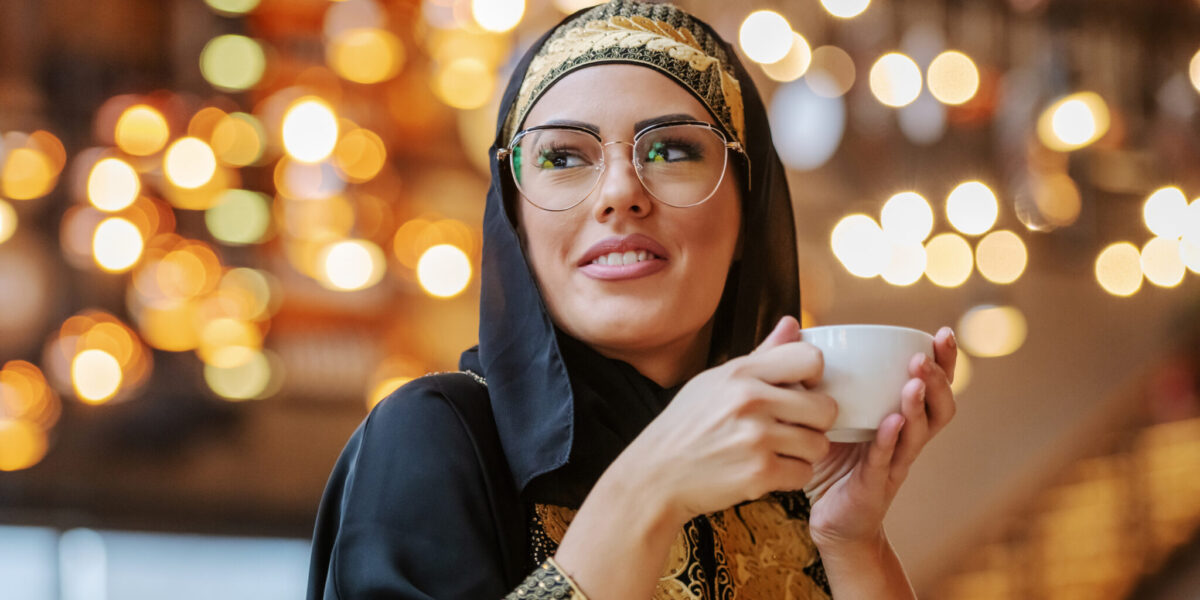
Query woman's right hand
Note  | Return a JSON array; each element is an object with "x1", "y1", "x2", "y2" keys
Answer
[{"x1": 611, "y1": 315, "x2": 836, "y2": 527}]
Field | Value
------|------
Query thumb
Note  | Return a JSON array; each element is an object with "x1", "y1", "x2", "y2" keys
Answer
[{"x1": 752, "y1": 315, "x2": 801, "y2": 355}]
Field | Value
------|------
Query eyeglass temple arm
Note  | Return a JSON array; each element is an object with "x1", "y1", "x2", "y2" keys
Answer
[{"x1": 725, "y1": 142, "x2": 752, "y2": 191}]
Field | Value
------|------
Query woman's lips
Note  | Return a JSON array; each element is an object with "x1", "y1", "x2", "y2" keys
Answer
[
  {"x1": 579, "y1": 255, "x2": 668, "y2": 280},
  {"x1": 576, "y1": 233, "x2": 670, "y2": 281}
]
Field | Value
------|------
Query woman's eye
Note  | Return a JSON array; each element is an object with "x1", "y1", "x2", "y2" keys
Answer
[
  {"x1": 645, "y1": 141, "x2": 698, "y2": 163},
  {"x1": 535, "y1": 150, "x2": 587, "y2": 170}
]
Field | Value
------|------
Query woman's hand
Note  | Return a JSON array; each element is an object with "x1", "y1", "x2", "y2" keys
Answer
[
  {"x1": 610, "y1": 315, "x2": 836, "y2": 527},
  {"x1": 806, "y1": 326, "x2": 959, "y2": 549}
]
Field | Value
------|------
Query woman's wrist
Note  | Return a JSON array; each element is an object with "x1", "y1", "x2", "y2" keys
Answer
[
  {"x1": 814, "y1": 528, "x2": 916, "y2": 600},
  {"x1": 551, "y1": 457, "x2": 686, "y2": 599},
  {"x1": 812, "y1": 527, "x2": 888, "y2": 569}
]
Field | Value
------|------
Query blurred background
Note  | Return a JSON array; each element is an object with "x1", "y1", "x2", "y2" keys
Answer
[{"x1": 0, "y1": 0, "x2": 1199, "y2": 598}]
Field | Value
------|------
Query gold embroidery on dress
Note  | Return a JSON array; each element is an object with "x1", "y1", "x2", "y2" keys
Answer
[
  {"x1": 709, "y1": 496, "x2": 829, "y2": 599},
  {"x1": 530, "y1": 496, "x2": 830, "y2": 600}
]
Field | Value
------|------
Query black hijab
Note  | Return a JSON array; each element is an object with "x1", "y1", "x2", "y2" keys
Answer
[{"x1": 458, "y1": 0, "x2": 800, "y2": 508}]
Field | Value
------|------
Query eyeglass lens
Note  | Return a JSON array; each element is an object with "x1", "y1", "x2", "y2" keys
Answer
[{"x1": 510, "y1": 124, "x2": 729, "y2": 210}]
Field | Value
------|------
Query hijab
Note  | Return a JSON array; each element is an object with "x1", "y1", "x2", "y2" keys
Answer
[{"x1": 458, "y1": 0, "x2": 800, "y2": 508}]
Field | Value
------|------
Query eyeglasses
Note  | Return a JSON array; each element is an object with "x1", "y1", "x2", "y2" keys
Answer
[{"x1": 497, "y1": 120, "x2": 747, "y2": 212}]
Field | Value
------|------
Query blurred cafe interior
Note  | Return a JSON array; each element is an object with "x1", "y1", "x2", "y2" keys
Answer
[{"x1": 1, "y1": 0, "x2": 1200, "y2": 598}]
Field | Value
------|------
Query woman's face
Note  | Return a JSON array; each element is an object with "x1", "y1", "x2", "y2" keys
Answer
[{"x1": 516, "y1": 64, "x2": 742, "y2": 366}]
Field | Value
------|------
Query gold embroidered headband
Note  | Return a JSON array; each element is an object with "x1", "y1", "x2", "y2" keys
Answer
[{"x1": 501, "y1": 0, "x2": 746, "y2": 148}]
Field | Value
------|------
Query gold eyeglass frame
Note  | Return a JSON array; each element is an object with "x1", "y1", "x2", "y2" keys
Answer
[{"x1": 496, "y1": 119, "x2": 748, "y2": 212}]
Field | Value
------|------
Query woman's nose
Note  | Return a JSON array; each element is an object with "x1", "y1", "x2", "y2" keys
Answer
[{"x1": 592, "y1": 142, "x2": 652, "y2": 221}]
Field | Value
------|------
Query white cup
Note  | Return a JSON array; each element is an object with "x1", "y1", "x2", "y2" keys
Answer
[{"x1": 799, "y1": 324, "x2": 934, "y2": 443}]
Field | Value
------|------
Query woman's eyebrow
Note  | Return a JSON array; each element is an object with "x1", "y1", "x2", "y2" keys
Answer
[
  {"x1": 633, "y1": 113, "x2": 700, "y2": 132},
  {"x1": 540, "y1": 119, "x2": 601, "y2": 134}
]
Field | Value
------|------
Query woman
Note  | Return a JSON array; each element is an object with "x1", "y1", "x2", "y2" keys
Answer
[{"x1": 307, "y1": 1, "x2": 959, "y2": 598}]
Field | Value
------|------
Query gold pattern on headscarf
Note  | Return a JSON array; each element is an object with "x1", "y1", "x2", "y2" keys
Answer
[{"x1": 506, "y1": 14, "x2": 745, "y2": 146}]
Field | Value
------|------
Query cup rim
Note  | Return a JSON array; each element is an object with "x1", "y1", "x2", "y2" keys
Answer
[{"x1": 799, "y1": 323, "x2": 933, "y2": 339}]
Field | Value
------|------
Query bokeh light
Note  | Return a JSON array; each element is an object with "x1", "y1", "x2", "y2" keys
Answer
[
  {"x1": 761, "y1": 32, "x2": 812, "y2": 82},
  {"x1": 739, "y1": 10, "x2": 793, "y2": 65},
  {"x1": 831, "y1": 214, "x2": 888, "y2": 278},
  {"x1": 92, "y1": 217, "x2": 144, "y2": 272},
  {"x1": 0, "y1": 419, "x2": 48, "y2": 471},
  {"x1": 87, "y1": 158, "x2": 140, "y2": 212},
  {"x1": 881, "y1": 241, "x2": 927, "y2": 286},
  {"x1": 950, "y1": 349, "x2": 971, "y2": 396},
  {"x1": 870, "y1": 53, "x2": 923, "y2": 108},
  {"x1": 924, "y1": 232, "x2": 973, "y2": 287},
  {"x1": 114, "y1": 105, "x2": 170, "y2": 156},
  {"x1": 198, "y1": 318, "x2": 262, "y2": 368},
  {"x1": 328, "y1": 28, "x2": 405, "y2": 84},
  {"x1": 199, "y1": 34, "x2": 267, "y2": 92},
  {"x1": 0, "y1": 200, "x2": 17, "y2": 245},
  {"x1": 769, "y1": 77, "x2": 845, "y2": 170},
  {"x1": 1, "y1": 147, "x2": 57, "y2": 201},
  {"x1": 368, "y1": 376, "x2": 414, "y2": 410},
  {"x1": 211, "y1": 112, "x2": 266, "y2": 167},
  {"x1": 1190, "y1": 49, "x2": 1200, "y2": 95},
  {"x1": 472, "y1": 0, "x2": 525, "y2": 33},
  {"x1": 417, "y1": 244, "x2": 473, "y2": 298},
  {"x1": 958, "y1": 305, "x2": 1027, "y2": 358},
  {"x1": 282, "y1": 98, "x2": 339, "y2": 163},
  {"x1": 204, "y1": 349, "x2": 272, "y2": 401},
  {"x1": 1095, "y1": 242, "x2": 1143, "y2": 297},
  {"x1": 806, "y1": 46, "x2": 856, "y2": 98},
  {"x1": 553, "y1": 0, "x2": 606, "y2": 12},
  {"x1": 434, "y1": 58, "x2": 495, "y2": 110},
  {"x1": 975, "y1": 230, "x2": 1028, "y2": 284},
  {"x1": 821, "y1": 0, "x2": 870, "y2": 18},
  {"x1": 1031, "y1": 172, "x2": 1082, "y2": 227},
  {"x1": 1, "y1": 361, "x2": 61, "y2": 430},
  {"x1": 205, "y1": 0, "x2": 260, "y2": 15},
  {"x1": 947, "y1": 181, "x2": 999, "y2": 236},
  {"x1": 1182, "y1": 199, "x2": 1200, "y2": 274},
  {"x1": 1141, "y1": 237, "x2": 1186, "y2": 287},
  {"x1": 164, "y1": 137, "x2": 218, "y2": 190},
  {"x1": 927, "y1": 51, "x2": 980, "y2": 105},
  {"x1": 320, "y1": 239, "x2": 386, "y2": 291},
  {"x1": 71, "y1": 349, "x2": 123, "y2": 404},
  {"x1": 1180, "y1": 236, "x2": 1200, "y2": 275},
  {"x1": 1143, "y1": 186, "x2": 1188, "y2": 239},
  {"x1": 1038, "y1": 92, "x2": 1111, "y2": 152},
  {"x1": 881, "y1": 191, "x2": 934, "y2": 243},
  {"x1": 206, "y1": 190, "x2": 271, "y2": 245},
  {"x1": 334, "y1": 128, "x2": 387, "y2": 182}
]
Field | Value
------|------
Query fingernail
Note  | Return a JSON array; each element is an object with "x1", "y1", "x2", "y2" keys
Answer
[
  {"x1": 919, "y1": 354, "x2": 931, "y2": 375},
  {"x1": 947, "y1": 330, "x2": 957, "y2": 349},
  {"x1": 917, "y1": 381, "x2": 926, "y2": 403}
]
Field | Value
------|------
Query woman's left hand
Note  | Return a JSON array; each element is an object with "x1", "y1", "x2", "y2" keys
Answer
[{"x1": 805, "y1": 326, "x2": 958, "y2": 549}]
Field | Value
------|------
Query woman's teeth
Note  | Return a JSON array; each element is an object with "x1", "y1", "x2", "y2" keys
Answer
[{"x1": 593, "y1": 250, "x2": 655, "y2": 266}]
